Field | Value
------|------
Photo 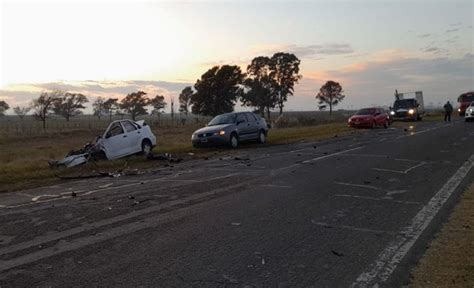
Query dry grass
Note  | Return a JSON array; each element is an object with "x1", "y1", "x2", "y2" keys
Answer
[{"x1": 410, "y1": 184, "x2": 474, "y2": 287}]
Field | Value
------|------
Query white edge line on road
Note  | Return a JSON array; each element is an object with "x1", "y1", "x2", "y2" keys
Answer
[{"x1": 351, "y1": 154, "x2": 474, "y2": 287}]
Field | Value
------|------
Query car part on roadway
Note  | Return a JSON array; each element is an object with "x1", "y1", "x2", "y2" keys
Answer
[{"x1": 230, "y1": 133, "x2": 239, "y2": 148}]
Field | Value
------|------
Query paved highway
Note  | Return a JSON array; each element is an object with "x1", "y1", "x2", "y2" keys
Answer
[{"x1": 0, "y1": 120, "x2": 473, "y2": 287}]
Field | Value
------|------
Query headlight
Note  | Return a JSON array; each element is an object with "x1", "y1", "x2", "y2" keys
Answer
[
  {"x1": 215, "y1": 130, "x2": 225, "y2": 136},
  {"x1": 458, "y1": 108, "x2": 461, "y2": 112},
  {"x1": 390, "y1": 111, "x2": 395, "y2": 115},
  {"x1": 408, "y1": 109, "x2": 415, "y2": 114},
  {"x1": 469, "y1": 109, "x2": 473, "y2": 113}
]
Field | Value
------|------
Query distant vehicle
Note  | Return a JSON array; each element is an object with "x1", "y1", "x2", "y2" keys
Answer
[
  {"x1": 457, "y1": 91, "x2": 474, "y2": 116},
  {"x1": 389, "y1": 91, "x2": 425, "y2": 121},
  {"x1": 348, "y1": 107, "x2": 390, "y2": 129},
  {"x1": 96, "y1": 119, "x2": 157, "y2": 160},
  {"x1": 192, "y1": 112, "x2": 269, "y2": 148},
  {"x1": 465, "y1": 101, "x2": 474, "y2": 122}
]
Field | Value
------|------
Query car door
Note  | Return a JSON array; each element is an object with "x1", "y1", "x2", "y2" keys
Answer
[
  {"x1": 122, "y1": 120, "x2": 142, "y2": 153},
  {"x1": 374, "y1": 108, "x2": 384, "y2": 125},
  {"x1": 245, "y1": 112, "x2": 260, "y2": 139},
  {"x1": 235, "y1": 113, "x2": 251, "y2": 140},
  {"x1": 101, "y1": 122, "x2": 130, "y2": 159}
]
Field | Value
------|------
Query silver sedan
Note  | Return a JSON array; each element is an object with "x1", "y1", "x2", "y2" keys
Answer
[{"x1": 192, "y1": 112, "x2": 269, "y2": 148}]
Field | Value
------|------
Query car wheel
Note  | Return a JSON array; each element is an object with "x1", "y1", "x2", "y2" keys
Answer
[
  {"x1": 383, "y1": 120, "x2": 389, "y2": 128},
  {"x1": 229, "y1": 133, "x2": 239, "y2": 149},
  {"x1": 141, "y1": 140, "x2": 152, "y2": 156},
  {"x1": 258, "y1": 130, "x2": 266, "y2": 144},
  {"x1": 371, "y1": 121, "x2": 376, "y2": 129}
]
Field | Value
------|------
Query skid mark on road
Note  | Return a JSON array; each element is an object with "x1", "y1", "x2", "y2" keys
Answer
[
  {"x1": 1, "y1": 173, "x2": 242, "y2": 209},
  {"x1": 351, "y1": 154, "x2": 474, "y2": 287},
  {"x1": 372, "y1": 161, "x2": 426, "y2": 174},
  {"x1": 334, "y1": 182, "x2": 408, "y2": 198},
  {"x1": 311, "y1": 220, "x2": 396, "y2": 235},
  {"x1": 334, "y1": 194, "x2": 420, "y2": 205},
  {"x1": 0, "y1": 181, "x2": 252, "y2": 265}
]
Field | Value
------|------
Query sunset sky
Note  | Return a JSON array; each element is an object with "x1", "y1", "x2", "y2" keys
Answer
[{"x1": 1, "y1": 0, "x2": 472, "y2": 113}]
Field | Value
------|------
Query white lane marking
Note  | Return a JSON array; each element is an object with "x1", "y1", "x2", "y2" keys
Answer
[
  {"x1": 260, "y1": 184, "x2": 292, "y2": 188},
  {"x1": 334, "y1": 194, "x2": 420, "y2": 205},
  {"x1": 311, "y1": 220, "x2": 396, "y2": 235},
  {"x1": 302, "y1": 146, "x2": 365, "y2": 164},
  {"x1": 351, "y1": 154, "x2": 474, "y2": 287}
]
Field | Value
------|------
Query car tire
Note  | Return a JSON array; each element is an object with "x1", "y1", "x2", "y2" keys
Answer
[
  {"x1": 383, "y1": 120, "x2": 389, "y2": 128},
  {"x1": 229, "y1": 133, "x2": 239, "y2": 149},
  {"x1": 141, "y1": 139, "x2": 152, "y2": 156},
  {"x1": 258, "y1": 130, "x2": 266, "y2": 144},
  {"x1": 371, "y1": 121, "x2": 376, "y2": 129}
]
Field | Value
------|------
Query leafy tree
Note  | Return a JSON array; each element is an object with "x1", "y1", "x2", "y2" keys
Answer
[
  {"x1": 178, "y1": 86, "x2": 193, "y2": 116},
  {"x1": 242, "y1": 56, "x2": 276, "y2": 118},
  {"x1": 191, "y1": 65, "x2": 245, "y2": 116},
  {"x1": 120, "y1": 91, "x2": 149, "y2": 121},
  {"x1": 315, "y1": 80, "x2": 345, "y2": 115},
  {"x1": 150, "y1": 95, "x2": 167, "y2": 117},
  {"x1": 270, "y1": 52, "x2": 302, "y2": 114},
  {"x1": 92, "y1": 96, "x2": 106, "y2": 120},
  {"x1": 103, "y1": 98, "x2": 119, "y2": 122},
  {"x1": 31, "y1": 92, "x2": 58, "y2": 131},
  {"x1": 13, "y1": 106, "x2": 31, "y2": 120},
  {"x1": 0, "y1": 100, "x2": 10, "y2": 116},
  {"x1": 53, "y1": 92, "x2": 88, "y2": 121}
]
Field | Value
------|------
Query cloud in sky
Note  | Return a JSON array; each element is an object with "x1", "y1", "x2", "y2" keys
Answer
[
  {"x1": 1, "y1": 52, "x2": 472, "y2": 112},
  {"x1": 297, "y1": 52, "x2": 473, "y2": 108},
  {"x1": 446, "y1": 28, "x2": 460, "y2": 33},
  {"x1": 422, "y1": 47, "x2": 441, "y2": 53},
  {"x1": 257, "y1": 43, "x2": 354, "y2": 59},
  {"x1": 417, "y1": 34, "x2": 431, "y2": 38}
]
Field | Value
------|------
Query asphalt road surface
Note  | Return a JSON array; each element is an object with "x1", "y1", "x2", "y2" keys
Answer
[{"x1": 0, "y1": 120, "x2": 473, "y2": 287}]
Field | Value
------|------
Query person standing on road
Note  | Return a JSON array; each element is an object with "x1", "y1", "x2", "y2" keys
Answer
[{"x1": 443, "y1": 101, "x2": 453, "y2": 122}]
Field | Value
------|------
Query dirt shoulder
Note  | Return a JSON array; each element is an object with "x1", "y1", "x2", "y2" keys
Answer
[{"x1": 410, "y1": 183, "x2": 474, "y2": 287}]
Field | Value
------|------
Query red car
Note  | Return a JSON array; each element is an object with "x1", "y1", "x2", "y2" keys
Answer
[
  {"x1": 348, "y1": 107, "x2": 390, "y2": 129},
  {"x1": 457, "y1": 91, "x2": 474, "y2": 116}
]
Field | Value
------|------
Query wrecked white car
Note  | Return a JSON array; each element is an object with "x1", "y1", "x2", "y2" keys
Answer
[
  {"x1": 49, "y1": 120, "x2": 157, "y2": 168},
  {"x1": 97, "y1": 120, "x2": 157, "y2": 160}
]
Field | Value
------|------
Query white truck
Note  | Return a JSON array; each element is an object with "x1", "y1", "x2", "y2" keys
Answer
[{"x1": 389, "y1": 90, "x2": 425, "y2": 121}]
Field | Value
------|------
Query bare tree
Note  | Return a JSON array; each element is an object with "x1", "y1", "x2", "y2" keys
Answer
[
  {"x1": 120, "y1": 91, "x2": 149, "y2": 121},
  {"x1": 103, "y1": 98, "x2": 119, "y2": 122},
  {"x1": 53, "y1": 92, "x2": 89, "y2": 121},
  {"x1": 92, "y1": 96, "x2": 106, "y2": 120},
  {"x1": 31, "y1": 92, "x2": 58, "y2": 131},
  {"x1": 13, "y1": 106, "x2": 31, "y2": 120}
]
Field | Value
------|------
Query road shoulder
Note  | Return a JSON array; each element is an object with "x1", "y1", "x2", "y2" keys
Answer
[{"x1": 410, "y1": 183, "x2": 474, "y2": 287}]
